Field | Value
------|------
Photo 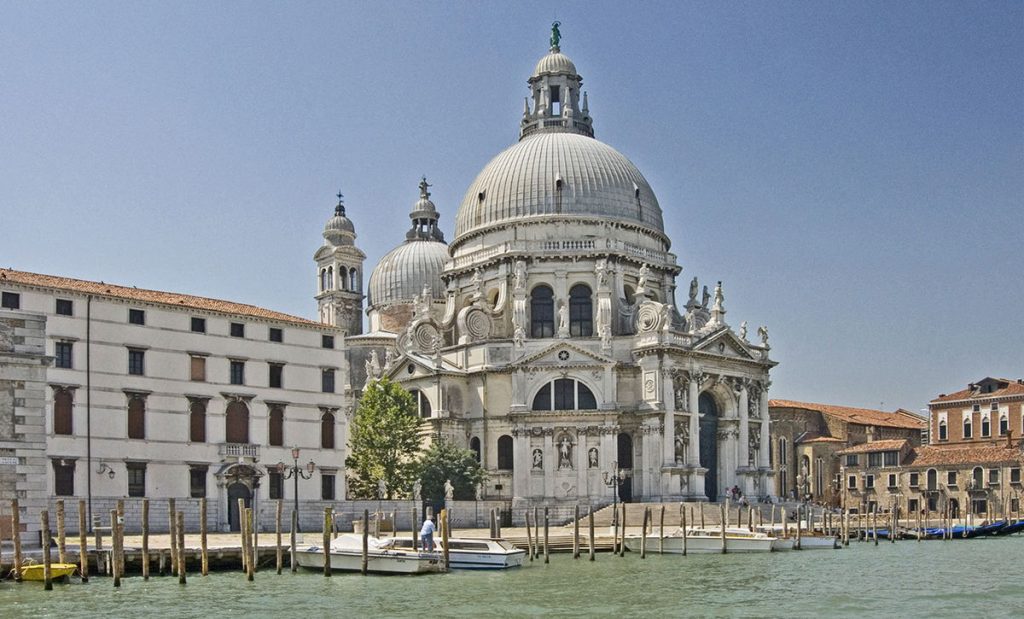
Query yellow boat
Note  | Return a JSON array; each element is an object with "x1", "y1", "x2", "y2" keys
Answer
[{"x1": 15, "y1": 561, "x2": 78, "y2": 581}]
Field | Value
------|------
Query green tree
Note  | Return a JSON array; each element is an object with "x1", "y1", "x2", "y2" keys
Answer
[
  {"x1": 417, "y1": 439, "x2": 488, "y2": 502},
  {"x1": 345, "y1": 378, "x2": 425, "y2": 499}
]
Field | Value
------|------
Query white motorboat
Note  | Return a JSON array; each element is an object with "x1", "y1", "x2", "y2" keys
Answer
[
  {"x1": 386, "y1": 536, "x2": 526, "y2": 569},
  {"x1": 293, "y1": 533, "x2": 444, "y2": 575},
  {"x1": 792, "y1": 535, "x2": 839, "y2": 550},
  {"x1": 624, "y1": 527, "x2": 777, "y2": 554}
]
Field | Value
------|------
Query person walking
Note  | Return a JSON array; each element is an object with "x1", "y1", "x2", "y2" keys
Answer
[{"x1": 419, "y1": 515, "x2": 436, "y2": 551}]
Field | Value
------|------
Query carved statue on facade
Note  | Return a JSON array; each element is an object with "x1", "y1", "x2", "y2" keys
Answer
[
  {"x1": 588, "y1": 447, "x2": 599, "y2": 469},
  {"x1": 739, "y1": 321, "x2": 748, "y2": 341},
  {"x1": 377, "y1": 478, "x2": 388, "y2": 500},
  {"x1": 688, "y1": 277, "x2": 699, "y2": 305},
  {"x1": 758, "y1": 325, "x2": 770, "y2": 347},
  {"x1": 475, "y1": 482, "x2": 484, "y2": 501},
  {"x1": 674, "y1": 422, "x2": 689, "y2": 464},
  {"x1": 444, "y1": 479, "x2": 455, "y2": 500},
  {"x1": 412, "y1": 479, "x2": 422, "y2": 501},
  {"x1": 532, "y1": 448, "x2": 543, "y2": 469},
  {"x1": 701, "y1": 285, "x2": 710, "y2": 309},
  {"x1": 637, "y1": 263, "x2": 650, "y2": 290},
  {"x1": 749, "y1": 434, "x2": 760, "y2": 467},
  {"x1": 513, "y1": 323, "x2": 526, "y2": 348},
  {"x1": 557, "y1": 435, "x2": 573, "y2": 469},
  {"x1": 365, "y1": 350, "x2": 381, "y2": 380},
  {"x1": 550, "y1": 21, "x2": 561, "y2": 49},
  {"x1": 558, "y1": 301, "x2": 570, "y2": 337},
  {"x1": 513, "y1": 259, "x2": 527, "y2": 291},
  {"x1": 595, "y1": 258, "x2": 609, "y2": 290},
  {"x1": 384, "y1": 348, "x2": 394, "y2": 368}
]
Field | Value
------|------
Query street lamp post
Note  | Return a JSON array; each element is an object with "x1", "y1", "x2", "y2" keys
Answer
[
  {"x1": 603, "y1": 460, "x2": 627, "y2": 549},
  {"x1": 277, "y1": 447, "x2": 316, "y2": 532}
]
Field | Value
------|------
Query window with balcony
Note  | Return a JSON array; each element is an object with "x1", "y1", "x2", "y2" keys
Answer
[{"x1": 225, "y1": 400, "x2": 250, "y2": 444}]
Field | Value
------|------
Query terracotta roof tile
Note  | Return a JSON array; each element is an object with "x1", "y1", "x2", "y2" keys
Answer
[
  {"x1": 905, "y1": 444, "x2": 1024, "y2": 467},
  {"x1": 769, "y1": 399, "x2": 926, "y2": 430},
  {"x1": 0, "y1": 268, "x2": 327, "y2": 328},
  {"x1": 836, "y1": 439, "x2": 909, "y2": 455},
  {"x1": 931, "y1": 380, "x2": 1024, "y2": 403}
]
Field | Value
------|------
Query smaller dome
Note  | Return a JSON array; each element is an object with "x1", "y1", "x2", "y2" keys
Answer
[
  {"x1": 367, "y1": 241, "x2": 449, "y2": 308},
  {"x1": 323, "y1": 192, "x2": 356, "y2": 246},
  {"x1": 533, "y1": 50, "x2": 577, "y2": 77}
]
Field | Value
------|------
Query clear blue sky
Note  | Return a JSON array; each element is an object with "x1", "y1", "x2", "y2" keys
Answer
[{"x1": 2, "y1": 1, "x2": 1021, "y2": 412}]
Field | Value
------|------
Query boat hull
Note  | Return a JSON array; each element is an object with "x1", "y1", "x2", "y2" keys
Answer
[
  {"x1": 387, "y1": 537, "x2": 527, "y2": 569},
  {"x1": 19, "y1": 563, "x2": 77, "y2": 581},
  {"x1": 624, "y1": 534, "x2": 775, "y2": 554},
  {"x1": 794, "y1": 536, "x2": 839, "y2": 549},
  {"x1": 294, "y1": 547, "x2": 443, "y2": 575}
]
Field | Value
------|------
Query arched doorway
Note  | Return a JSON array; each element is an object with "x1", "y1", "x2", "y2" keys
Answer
[
  {"x1": 617, "y1": 433, "x2": 633, "y2": 503},
  {"x1": 699, "y1": 392, "x2": 719, "y2": 500},
  {"x1": 227, "y1": 482, "x2": 252, "y2": 532}
]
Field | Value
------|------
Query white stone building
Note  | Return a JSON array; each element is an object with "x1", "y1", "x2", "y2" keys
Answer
[
  {"x1": 0, "y1": 268, "x2": 348, "y2": 532},
  {"x1": 349, "y1": 31, "x2": 777, "y2": 507}
]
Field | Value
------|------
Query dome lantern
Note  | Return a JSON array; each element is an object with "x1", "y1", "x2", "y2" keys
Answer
[
  {"x1": 323, "y1": 190, "x2": 356, "y2": 246},
  {"x1": 520, "y1": 23, "x2": 593, "y2": 140}
]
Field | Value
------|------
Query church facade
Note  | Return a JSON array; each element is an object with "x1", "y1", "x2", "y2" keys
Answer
[{"x1": 325, "y1": 29, "x2": 777, "y2": 506}]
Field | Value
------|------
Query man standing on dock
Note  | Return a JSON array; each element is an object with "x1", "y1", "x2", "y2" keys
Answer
[{"x1": 420, "y1": 515, "x2": 436, "y2": 551}]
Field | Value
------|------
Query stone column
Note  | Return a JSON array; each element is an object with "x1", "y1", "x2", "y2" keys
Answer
[
  {"x1": 575, "y1": 430, "x2": 587, "y2": 499},
  {"x1": 513, "y1": 428, "x2": 530, "y2": 500},
  {"x1": 662, "y1": 370, "x2": 675, "y2": 466},
  {"x1": 759, "y1": 389, "x2": 771, "y2": 468},
  {"x1": 738, "y1": 384, "x2": 750, "y2": 466},
  {"x1": 687, "y1": 378, "x2": 701, "y2": 467},
  {"x1": 543, "y1": 429, "x2": 554, "y2": 499}
]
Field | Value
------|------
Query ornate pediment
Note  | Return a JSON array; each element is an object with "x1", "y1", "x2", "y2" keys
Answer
[
  {"x1": 510, "y1": 341, "x2": 616, "y2": 369},
  {"x1": 692, "y1": 329, "x2": 756, "y2": 360}
]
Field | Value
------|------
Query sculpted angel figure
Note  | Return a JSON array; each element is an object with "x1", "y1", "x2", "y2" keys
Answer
[{"x1": 757, "y1": 325, "x2": 770, "y2": 347}]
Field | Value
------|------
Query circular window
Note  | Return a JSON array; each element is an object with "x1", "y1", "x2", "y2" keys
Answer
[
  {"x1": 407, "y1": 364, "x2": 415, "y2": 375},
  {"x1": 557, "y1": 351, "x2": 570, "y2": 361}
]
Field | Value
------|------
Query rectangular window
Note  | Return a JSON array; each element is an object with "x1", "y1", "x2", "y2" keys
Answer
[
  {"x1": 1011, "y1": 468, "x2": 1021, "y2": 484},
  {"x1": 322, "y1": 368, "x2": 335, "y2": 393},
  {"x1": 189, "y1": 466, "x2": 207, "y2": 498},
  {"x1": 847, "y1": 475, "x2": 857, "y2": 490},
  {"x1": 1013, "y1": 497, "x2": 1021, "y2": 513},
  {"x1": 55, "y1": 341, "x2": 73, "y2": 369},
  {"x1": 53, "y1": 460, "x2": 75, "y2": 496},
  {"x1": 128, "y1": 308, "x2": 145, "y2": 325},
  {"x1": 55, "y1": 298, "x2": 73, "y2": 316},
  {"x1": 845, "y1": 454, "x2": 858, "y2": 466},
  {"x1": 865, "y1": 474, "x2": 875, "y2": 489},
  {"x1": 322, "y1": 334, "x2": 335, "y2": 349},
  {"x1": 269, "y1": 327, "x2": 283, "y2": 342},
  {"x1": 127, "y1": 463, "x2": 146, "y2": 497},
  {"x1": 230, "y1": 322, "x2": 245, "y2": 338},
  {"x1": 127, "y1": 396, "x2": 146, "y2": 439},
  {"x1": 321, "y1": 473, "x2": 336, "y2": 500},
  {"x1": 190, "y1": 355, "x2": 206, "y2": 381},
  {"x1": 883, "y1": 451, "x2": 899, "y2": 467},
  {"x1": 947, "y1": 471, "x2": 958, "y2": 486},
  {"x1": 989, "y1": 469, "x2": 1000, "y2": 485},
  {"x1": 268, "y1": 472, "x2": 283, "y2": 500},
  {"x1": 1, "y1": 291, "x2": 20, "y2": 309},
  {"x1": 909, "y1": 472, "x2": 920, "y2": 487},
  {"x1": 269, "y1": 363, "x2": 284, "y2": 389},
  {"x1": 128, "y1": 348, "x2": 145, "y2": 375},
  {"x1": 230, "y1": 360, "x2": 245, "y2": 385},
  {"x1": 191, "y1": 317, "x2": 206, "y2": 333},
  {"x1": 908, "y1": 498, "x2": 919, "y2": 513},
  {"x1": 887, "y1": 473, "x2": 898, "y2": 488},
  {"x1": 867, "y1": 452, "x2": 882, "y2": 467}
]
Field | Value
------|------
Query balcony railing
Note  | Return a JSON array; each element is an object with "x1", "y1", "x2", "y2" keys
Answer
[{"x1": 219, "y1": 443, "x2": 260, "y2": 460}]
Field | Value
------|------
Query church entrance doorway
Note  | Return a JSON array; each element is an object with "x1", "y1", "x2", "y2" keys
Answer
[
  {"x1": 699, "y1": 393, "x2": 719, "y2": 501},
  {"x1": 617, "y1": 433, "x2": 633, "y2": 503},
  {"x1": 227, "y1": 482, "x2": 252, "y2": 532}
]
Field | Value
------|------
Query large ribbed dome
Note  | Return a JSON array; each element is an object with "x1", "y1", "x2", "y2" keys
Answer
[
  {"x1": 453, "y1": 132, "x2": 664, "y2": 244},
  {"x1": 367, "y1": 241, "x2": 448, "y2": 308}
]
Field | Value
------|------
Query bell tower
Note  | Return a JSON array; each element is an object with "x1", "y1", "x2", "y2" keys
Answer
[{"x1": 314, "y1": 191, "x2": 365, "y2": 335}]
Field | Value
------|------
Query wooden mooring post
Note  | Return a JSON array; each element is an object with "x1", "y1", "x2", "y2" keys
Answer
[
  {"x1": 109, "y1": 509, "x2": 120, "y2": 588},
  {"x1": 12, "y1": 499, "x2": 23, "y2": 581},
  {"x1": 681, "y1": 504, "x2": 688, "y2": 556},
  {"x1": 620, "y1": 502, "x2": 627, "y2": 558},
  {"x1": 719, "y1": 502, "x2": 727, "y2": 554},
  {"x1": 573, "y1": 504, "x2": 580, "y2": 559},
  {"x1": 78, "y1": 499, "x2": 89, "y2": 583},
  {"x1": 588, "y1": 508, "x2": 595, "y2": 561},
  {"x1": 41, "y1": 510, "x2": 53, "y2": 590},
  {"x1": 659, "y1": 504, "x2": 666, "y2": 555},
  {"x1": 290, "y1": 509, "x2": 298, "y2": 573},
  {"x1": 441, "y1": 509, "x2": 451, "y2": 571},
  {"x1": 533, "y1": 507, "x2": 540, "y2": 559},
  {"x1": 412, "y1": 507, "x2": 419, "y2": 551},
  {"x1": 200, "y1": 498, "x2": 209, "y2": 576},
  {"x1": 245, "y1": 508, "x2": 255, "y2": 581},
  {"x1": 322, "y1": 507, "x2": 332, "y2": 578},
  {"x1": 168, "y1": 498, "x2": 178, "y2": 576},
  {"x1": 489, "y1": 508, "x2": 498, "y2": 540},
  {"x1": 543, "y1": 507, "x2": 550, "y2": 564},
  {"x1": 56, "y1": 500, "x2": 67, "y2": 564},
  {"x1": 238, "y1": 498, "x2": 248, "y2": 573},
  {"x1": 524, "y1": 509, "x2": 534, "y2": 561},
  {"x1": 361, "y1": 509, "x2": 369, "y2": 575},
  {"x1": 177, "y1": 511, "x2": 187, "y2": 585},
  {"x1": 795, "y1": 504, "x2": 803, "y2": 550},
  {"x1": 640, "y1": 507, "x2": 649, "y2": 559},
  {"x1": 142, "y1": 498, "x2": 150, "y2": 580},
  {"x1": 275, "y1": 500, "x2": 283, "y2": 575}
]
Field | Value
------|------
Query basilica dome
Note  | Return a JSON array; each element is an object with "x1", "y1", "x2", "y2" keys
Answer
[{"x1": 452, "y1": 44, "x2": 664, "y2": 249}]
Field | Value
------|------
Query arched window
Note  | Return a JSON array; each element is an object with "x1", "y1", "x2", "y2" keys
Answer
[
  {"x1": 815, "y1": 456, "x2": 824, "y2": 498},
  {"x1": 53, "y1": 388, "x2": 73, "y2": 435},
  {"x1": 778, "y1": 437, "x2": 789, "y2": 497},
  {"x1": 569, "y1": 284, "x2": 593, "y2": 336},
  {"x1": 926, "y1": 468, "x2": 937, "y2": 491},
  {"x1": 127, "y1": 394, "x2": 146, "y2": 439},
  {"x1": 532, "y1": 378, "x2": 597, "y2": 411},
  {"x1": 469, "y1": 436, "x2": 481, "y2": 462},
  {"x1": 530, "y1": 285, "x2": 554, "y2": 338},
  {"x1": 409, "y1": 389, "x2": 432, "y2": 418},
  {"x1": 1000, "y1": 413, "x2": 1009, "y2": 436},
  {"x1": 497, "y1": 435, "x2": 514, "y2": 470},
  {"x1": 350, "y1": 269, "x2": 358, "y2": 291},
  {"x1": 321, "y1": 411, "x2": 335, "y2": 449},
  {"x1": 938, "y1": 419, "x2": 948, "y2": 441},
  {"x1": 225, "y1": 400, "x2": 250, "y2": 444},
  {"x1": 963, "y1": 416, "x2": 973, "y2": 439},
  {"x1": 268, "y1": 405, "x2": 284, "y2": 447},
  {"x1": 972, "y1": 466, "x2": 984, "y2": 488},
  {"x1": 327, "y1": 266, "x2": 334, "y2": 290},
  {"x1": 320, "y1": 269, "x2": 327, "y2": 292},
  {"x1": 338, "y1": 266, "x2": 347, "y2": 290},
  {"x1": 981, "y1": 414, "x2": 991, "y2": 437},
  {"x1": 189, "y1": 399, "x2": 206, "y2": 443}
]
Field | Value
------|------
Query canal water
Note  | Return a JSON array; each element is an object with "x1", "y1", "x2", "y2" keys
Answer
[{"x1": 3, "y1": 537, "x2": 1023, "y2": 618}]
